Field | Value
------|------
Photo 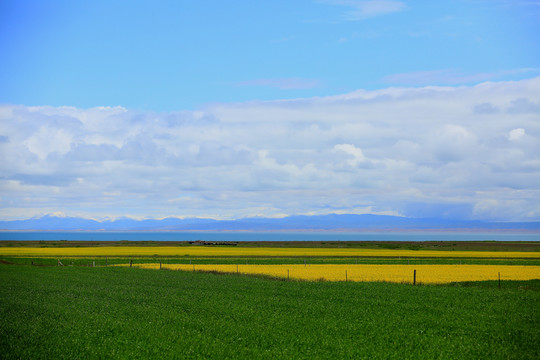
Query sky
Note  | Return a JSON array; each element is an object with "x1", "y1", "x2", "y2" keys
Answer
[{"x1": 0, "y1": 0, "x2": 539, "y2": 222}]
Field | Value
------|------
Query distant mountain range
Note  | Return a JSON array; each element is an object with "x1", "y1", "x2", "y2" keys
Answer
[{"x1": 1, "y1": 214, "x2": 540, "y2": 232}]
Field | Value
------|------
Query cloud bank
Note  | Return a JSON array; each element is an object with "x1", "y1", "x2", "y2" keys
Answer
[
  {"x1": 383, "y1": 68, "x2": 540, "y2": 86},
  {"x1": 1, "y1": 77, "x2": 539, "y2": 221}
]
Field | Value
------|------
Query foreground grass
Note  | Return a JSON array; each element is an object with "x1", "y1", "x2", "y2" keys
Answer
[{"x1": 1, "y1": 265, "x2": 539, "y2": 359}]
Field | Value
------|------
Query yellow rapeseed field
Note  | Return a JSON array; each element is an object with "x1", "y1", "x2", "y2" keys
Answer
[
  {"x1": 129, "y1": 263, "x2": 540, "y2": 284},
  {"x1": 1, "y1": 246, "x2": 539, "y2": 258}
]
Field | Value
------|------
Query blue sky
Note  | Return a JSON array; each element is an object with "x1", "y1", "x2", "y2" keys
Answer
[
  {"x1": 2, "y1": 0, "x2": 539, "y2": 110},
  {"x1": 1, "y1": 0, "x2": 539, "y2": 222}
]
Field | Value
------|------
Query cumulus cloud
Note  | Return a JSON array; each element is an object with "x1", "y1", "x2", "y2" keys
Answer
[
  {"x1": 507, "y1": 98, "x2": 540, "y2": 114},
  {"x1": 334, "y1": 144, "x2": 368, "y2": 167},
  {"x1": 473, "y1": 102, "x2": 499, "y2": 114},
  {"x1": 1, "y1": 77, "x2": 540, "y2": 220},
  {"x1": 508, "y1": 128, "x2": 525, "y2": 141}
]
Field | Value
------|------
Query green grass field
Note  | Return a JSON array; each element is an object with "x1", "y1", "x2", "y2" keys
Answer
[
  {"x1": 3, "y1": 255, "x2": 540, "y2": 266},
  {"x1": 1, "y1": 264, "x2": 539, "y2": 359}
]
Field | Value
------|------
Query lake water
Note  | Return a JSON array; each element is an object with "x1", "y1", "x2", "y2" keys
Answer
[{"x1": 1, "y1": 231, "x2": 539, "y2": 242}]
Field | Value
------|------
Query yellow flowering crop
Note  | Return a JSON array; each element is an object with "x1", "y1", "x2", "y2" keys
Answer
[
  {"x1": 1, "y1": 246, "x2": 539, "y2": 258},
  {"x1": 128, "y1": 263, "x2": 540, "y2": 284}
]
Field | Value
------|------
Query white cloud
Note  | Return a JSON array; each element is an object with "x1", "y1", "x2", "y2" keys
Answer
[
  {"x1": 23, "y1": 127, "x2": 73, "y2": 160},
  {"x1": 508, "y1": 128, "x2": 525, "y2": 141},
  {"x1": 429, "y1": 124, "x2": 477, "y2": 162},
  {"x1": 1, "y1": 76, "x2": 540, "y2": 221},
  {"x1": 334, "y1": 144, "x2": 367, "y2": 166}
]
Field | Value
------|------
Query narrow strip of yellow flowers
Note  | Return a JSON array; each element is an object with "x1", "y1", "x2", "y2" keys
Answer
[
  {"x1": 1, "y1": 246, "x2": 539, "y2": 258},
  {"x1": 127, "y1": 264, "x2": 540, "y2": 284}
]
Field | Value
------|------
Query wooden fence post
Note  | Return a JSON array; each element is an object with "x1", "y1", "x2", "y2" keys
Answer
[
  {"x1": 413, "y1": 269, "x2": 416, "y2": 285},
  {"x1": 130, "y1": 259, "x2": 132, "y2": 268},
  {"x1": 498, "y1": 272, "x2": 501, "y2": 289},
  {"x1": 237, "y1": 264, "x2": 239, "y2": 274},
  {"x1": 346, "y1": 270, "x2": 348, "y2": 282},
  {"x1": 288, "y1": 269, "x2": 290, "y2": 281}
]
